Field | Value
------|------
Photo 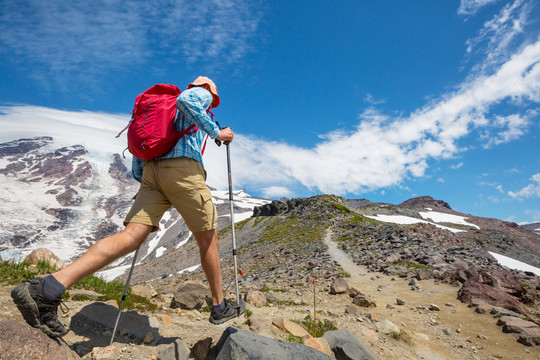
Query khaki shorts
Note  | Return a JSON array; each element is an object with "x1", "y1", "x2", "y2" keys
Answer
[{"x1": 124, "y1": 157, "x2": 218, "y2": 232}]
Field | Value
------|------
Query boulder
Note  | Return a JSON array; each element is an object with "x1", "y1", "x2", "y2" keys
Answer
[
  {"x1": 156, "y1": 338, "x2": 190, "y2": 360},
  {"x1": 458, "y1": 280, "x2": 528, "y2": 314},
  {"x1": 24, "y1": 248, "x2": 64, "y2": 269},
  {"x1": 171, "y1": 282, "x2": 211, "y2": 310},
  {"x1": 376, "y1": 319, "x2": 400, "y2": 334},
  {"x1": 352, "y1": 294, "x2": 376, "y2": 308},
  {"x1": 0, "y1": 321, "x2": 79, "y2": 359},
  {"x1": 416, "y1": 268, "x2": 434, "y2": 280},
  {"x1": 209, "y1": 327, "x2": 334, "y2": 360},
  {"x1": 71, "y1": 302, "x2": 160, "y2": 342},
  {"x1": 330, "y1": 278, "x2": 349, "y2": 294},
  {"x1": 131, "y1": 284, "x2": 158, "y2": 299},
  {"x1": 245, "y1": 290, "x2": 266, "y2": 308},
  {"x1": 323, "y1": 329, "x2": 380, "y2": 360}
]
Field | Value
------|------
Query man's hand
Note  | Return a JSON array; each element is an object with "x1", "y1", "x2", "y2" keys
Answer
[{"x1": 217, "y1": 127, "x2": 234, "y2": 143}]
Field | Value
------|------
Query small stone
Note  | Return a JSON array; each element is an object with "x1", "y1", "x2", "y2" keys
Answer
[
  {"x1": 477, "y1": 334, "x2": 487, "y2": 340},
  {"x1": 345, "y1": 304, "x2": 361, "y2": 315},
  {"x1": 428, "y1": 304, "x2": 440, "y2": 311},
  {"x1": 443, "y1": 328, "x2": 452, "y2": 335},
  {"x1": 396, "y1": 298, "x2": 406, "y2": 306},
  {"x1": 91, "y1": 346, "x2": 120, "y2": 360},
  {"x1": 75, "y1": 345, "x2": 90, "y2": 355},
  {"x1": 143, "y1": 332, "x2": 154, "y2": 344},
  {"x1": 376, "y1": 319, "x2": 400, "y2": 334},
  {"x1": 386, "y1": 304, "x2": 395, "y2": 310}
]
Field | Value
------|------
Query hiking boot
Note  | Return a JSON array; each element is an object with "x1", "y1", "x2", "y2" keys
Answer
[
  {"x1": 209, "y1": 299, "x2": 246, "y2": 325},
  {"x1": 11, "y1": 278, "x2": 68, "y2": 338}
]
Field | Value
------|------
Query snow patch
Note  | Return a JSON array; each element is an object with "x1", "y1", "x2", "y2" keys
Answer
[
  {"x1": 155, "y1": 246, "x2": 167, "y2": 258},
  {"x1": 177, "y1": 264, "x2": 200, "y2": 275},
  {"x1": 365, "y1": 214, "x2": 466, "y2": 233},
  {"x1": 489, "y1": 252, "x2": 540, "y2": 276},
  {"x1": 419, "y1": 210, "x2": 480, "y2": 229},
  {"x1": 96, "y1": 263, "x2": 136, "y2": 282}
]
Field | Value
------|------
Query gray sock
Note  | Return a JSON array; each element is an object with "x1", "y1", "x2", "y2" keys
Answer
[
  {"x1": 213, "y1": 299, "x2": 227, "y2": 313},
  {"x1": 42, "y1": 275, "x2": 66, "y2": 301}
]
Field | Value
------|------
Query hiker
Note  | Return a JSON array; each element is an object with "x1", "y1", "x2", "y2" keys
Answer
[{"x1": 11, "y1": 76, "x2": 245, "y2": 338}]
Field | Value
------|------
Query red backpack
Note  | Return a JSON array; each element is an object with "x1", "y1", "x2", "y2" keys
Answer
[{"x1": 116, "y1": 84, "x2": 198, "y2": 160}]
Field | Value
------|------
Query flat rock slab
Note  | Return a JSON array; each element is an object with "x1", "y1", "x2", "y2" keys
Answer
[
  {"x1": 210, "y1": 327, "x2": 334, "y2": 360},
  {"x1": 72, "y1": 302, "x2": 160, "y2": 341}
]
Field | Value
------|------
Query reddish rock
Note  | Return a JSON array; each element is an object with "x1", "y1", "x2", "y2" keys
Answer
[
  {"x1": 0, "y1": 321, "x2": 79, "y2": 359},
  {"x1": 458, "y1": 272, "x2": 529, "y2": 314}
]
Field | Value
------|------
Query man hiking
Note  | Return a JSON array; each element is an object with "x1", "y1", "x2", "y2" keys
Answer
[{"x1": 11, "y1": 76, "x2": 245, "y2": 338}]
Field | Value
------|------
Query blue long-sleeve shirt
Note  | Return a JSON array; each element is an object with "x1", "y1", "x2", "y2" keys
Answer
[{"x1": 131, "y1": 87, "x2": 221, "y2": 182}]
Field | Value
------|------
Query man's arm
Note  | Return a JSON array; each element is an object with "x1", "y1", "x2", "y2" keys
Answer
[{"x1": 177, "y1": 87, "x2": 221, "y2": 139}]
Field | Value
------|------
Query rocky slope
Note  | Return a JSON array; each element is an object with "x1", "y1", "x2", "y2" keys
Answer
[{"x1": 1, "y1": 195, "x2": 539, "y2": 359}]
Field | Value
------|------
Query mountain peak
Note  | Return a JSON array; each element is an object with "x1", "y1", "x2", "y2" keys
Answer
[{"x1": 398, "y1": 196, "x2": 452, "y2": 210}]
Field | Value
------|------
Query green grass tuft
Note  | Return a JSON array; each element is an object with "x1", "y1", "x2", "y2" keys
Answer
[{"x1": 0, "y1": 260, "x2": 156, "y2": 312}]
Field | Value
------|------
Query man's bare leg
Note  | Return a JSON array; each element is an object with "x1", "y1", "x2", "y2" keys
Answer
[
  {"x1": 192, "y1": 228, "x2": 223, "y2": 306},
  {"x1": 53, "y1": 222, "x2": 153, "y2": 289}
]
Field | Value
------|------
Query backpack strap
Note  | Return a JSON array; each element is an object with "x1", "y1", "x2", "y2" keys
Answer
[{"x1": 201, "y1": 110, "x2": 216, "y2": 155}]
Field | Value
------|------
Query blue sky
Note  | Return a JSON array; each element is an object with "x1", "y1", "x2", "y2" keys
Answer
[{"x1": 0, "y1": 0, "x2": 539, "y2": 224}]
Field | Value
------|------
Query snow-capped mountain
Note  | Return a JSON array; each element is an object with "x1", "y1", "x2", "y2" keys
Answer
[{"x1": 0, "y1": 136, "x2": 271, "y2": 269}]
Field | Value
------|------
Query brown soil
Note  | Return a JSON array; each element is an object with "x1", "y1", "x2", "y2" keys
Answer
[{"x1": 0, "y1": 229, "x2": 537, "y2": 359}]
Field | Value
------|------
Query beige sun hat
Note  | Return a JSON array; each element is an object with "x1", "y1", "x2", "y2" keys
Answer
[{"x1": 187, "y1": 76, "x2": 220, "y2": 108}]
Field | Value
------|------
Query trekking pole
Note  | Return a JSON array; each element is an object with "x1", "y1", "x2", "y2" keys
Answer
[
  {"x1": 110, "y1": 248, "x2": 139, "y2": 345},
  {"x1": 225, "y1": 142, "x2": 241, "y2": 309}
]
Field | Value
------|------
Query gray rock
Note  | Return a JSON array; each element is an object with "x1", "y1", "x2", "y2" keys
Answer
[
  {"x1": 72, "y1": 302, "x2": 160, "y2": 342},
  {"x1": 330, "y1": 278, "x2": 349, "y2": 294},
  {"x1": 352, "y1": 294, "x2": 376, "y2": 308},
  {"x1": 376, "y1": 320, "x2": 400, "y2": 335},
  {"x1": 210, "y1": 327, "x2": 334, "y2": 360},
  {"x1": 0, "y1": 321, "x2": 79, "y2": 359},
  {"x1": 323, "y1": 329, "x2": 380, "y2": 360},
  {"x1": 245, "y1": 290, "x2": 267, "y2": 308},
  {"x1": 171, "y1": 282, "x2": 211, "y2": 310},
  {"x1": 157, "y1": 338, "x2": 190, "y2": 360},
  {"x1": 416, "y1": 269, "x2": 433, "y2": 280}
]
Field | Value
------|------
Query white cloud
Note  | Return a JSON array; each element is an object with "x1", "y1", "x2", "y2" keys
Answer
[
  {"x1": 0, "y1": 0, "x2": 261, "y2": 85},
  {"x1": 464, "y1": 0, "x2": 532, "y2": 75},
  {"x1": 261, "y1": 186, "x2": 294, "y2": 199},
  {"x1": 482, "y1": 112, "x2": 533, "y2": 148},
  {"x1": 508, "y1": 173, "x2": 540, "y2": 198},
  {"x1": 2, "y1": 30, "x2": 539, "y2": 196},
  {"x1": 458, "y1": 0, "x2": 500, "y2": 16}
]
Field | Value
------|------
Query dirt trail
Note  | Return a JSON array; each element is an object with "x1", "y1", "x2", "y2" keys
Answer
[
  {"x1": 324, "y1": 228, "x2": 539, "y2": 360},
  {"x1": 0, "y1": 229, "x2": 537, "y2": 359}
]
